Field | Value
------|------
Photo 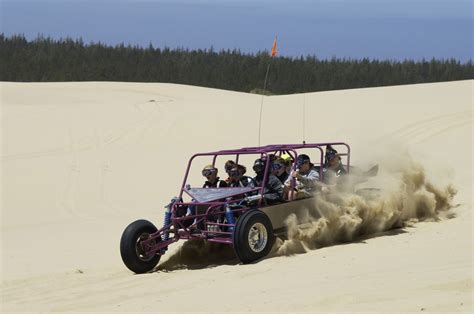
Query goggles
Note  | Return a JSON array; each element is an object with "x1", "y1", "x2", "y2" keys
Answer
[
  {"x1": 202, "y1": 168, "x2": 216, "y2": 177},
  {"x1": 327, "y1": 154, "x2": 340, "y2": 162},
  {"x1": 272, "y1": 163, "x2": 283, "y2": 170}
]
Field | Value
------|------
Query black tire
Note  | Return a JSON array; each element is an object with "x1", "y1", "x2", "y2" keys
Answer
[
  {"x1": 120, "y1": 219, "x2": 161, "y2": 274},
  {"x1": 233, "y1": 210, "x2": 275, "y2": 264}
]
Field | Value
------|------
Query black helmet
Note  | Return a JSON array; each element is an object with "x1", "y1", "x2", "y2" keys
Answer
[{"x1": 253, "y1": 158, "x2": 265, "y2": 173}]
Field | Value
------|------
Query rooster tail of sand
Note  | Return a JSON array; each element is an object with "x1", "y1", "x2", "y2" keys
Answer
[{"x1": 275, "y1": 153, "x2": 457, "y2": 256}]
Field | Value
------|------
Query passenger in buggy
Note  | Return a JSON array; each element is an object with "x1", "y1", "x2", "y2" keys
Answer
[
  {"x1": 323, "y1": 146, "x2": 347, "y2": 185},
  {"x1": 252, "y1": 158, "x2": 283, "y2": 204},
  {"x1": 284, "y1": 154, "x2": 320, "y2": 200},
  {"x1": 224, "y1": 160, "x2": 236, "y2": 184},
  {"x1": 227, "y1": 165, "x2": 256, "y2": 188},
  {"x1": 201, "y1": 164, "x2": 228, "y2": 188},
  {"x1": 272, "y1": 157, "x2": 290, "y2": 184}
]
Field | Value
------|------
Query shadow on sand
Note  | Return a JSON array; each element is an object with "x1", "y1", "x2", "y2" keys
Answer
[
  {"x1": 155, "y1": 239, "x2": 239, "y2": 272},
  {"x1": 154, "y1": 226, "x2": 416, "y2": 273},
  {"x1": 352, "y1": 227, "x2": 408, "y2": 243}
]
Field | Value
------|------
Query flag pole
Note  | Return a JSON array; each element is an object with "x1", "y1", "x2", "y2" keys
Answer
[
  {"x1": 302, "y1": 93, "x2": 306, "y2": 144},
  {"x1": 258, "y1": 62, "x2": 272, "y2": 147},
  {"x1": 258, "y1": 36, "x2": 277, "y2": 147}
]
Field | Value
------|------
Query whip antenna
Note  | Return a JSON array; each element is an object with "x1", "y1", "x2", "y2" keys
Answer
[
  {"x1": 302, "y1": 93, "x2": 306, "y2": 144},
  {"x1": 258, "y1": 36, "x2": 277, "y2": 147}
]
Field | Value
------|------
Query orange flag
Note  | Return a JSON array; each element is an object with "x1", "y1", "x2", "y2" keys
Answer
[{"x1": 271, "y1": 37, "x2": 277, "y2": 57}]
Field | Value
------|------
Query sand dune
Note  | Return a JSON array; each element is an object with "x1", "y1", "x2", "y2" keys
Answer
[{"x1": 1, "y1": 81, "x2": 472, "y2": 312}]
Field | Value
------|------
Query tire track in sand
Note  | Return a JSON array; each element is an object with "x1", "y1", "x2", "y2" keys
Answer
[
  {"x1": 382, "y1": 110, "x2": 472, "y2": 144},
  {"x1": 1, "y1": 97, "x2": 175, "y2": 161},
  {"x1": 55, "y1": 98, "x2": 176, "y2": 219}
]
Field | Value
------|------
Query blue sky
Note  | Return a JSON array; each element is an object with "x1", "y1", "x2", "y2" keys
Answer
[{"x1": 1, "y1": 0, "x2": 472, "y2": 61}]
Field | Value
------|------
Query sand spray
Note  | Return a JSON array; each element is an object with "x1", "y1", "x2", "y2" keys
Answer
[{"x1": 274, "y1": 151, "x2": 457, "y2": 255}]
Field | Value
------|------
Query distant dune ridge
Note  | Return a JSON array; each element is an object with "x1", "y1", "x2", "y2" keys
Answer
[{"x1": 1, "y1": 81, "x2": 472, "y2": 312}]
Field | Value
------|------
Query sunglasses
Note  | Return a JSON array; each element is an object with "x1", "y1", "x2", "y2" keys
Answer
[{"x1": 202, "y1": 169, "x2": 216, "y2": 177}]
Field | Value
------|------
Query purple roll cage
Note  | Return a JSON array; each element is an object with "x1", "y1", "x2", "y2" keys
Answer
[
  {"x1": 180, "y1": 142, "x2": 350, "y2": 201},
  {"x1": 144, "y1": 142, "x2": 350, "y2": 253}
]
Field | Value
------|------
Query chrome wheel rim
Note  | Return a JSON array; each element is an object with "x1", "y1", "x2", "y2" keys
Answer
[
  {"x1": 135, "y1": 233, "x2": 155, "y2": 261},
  {"x1": 248, "y1": 222, "x2": 268, "y2": 253}
]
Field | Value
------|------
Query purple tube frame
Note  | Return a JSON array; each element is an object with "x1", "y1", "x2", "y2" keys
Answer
[{"x1": 180, "y1": 142, "x2": 350, "y2": 198}]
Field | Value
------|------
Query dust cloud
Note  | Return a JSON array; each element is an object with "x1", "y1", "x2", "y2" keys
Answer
[{"x1": 274, "y1": 153, "x2": 457, "y2": 256}]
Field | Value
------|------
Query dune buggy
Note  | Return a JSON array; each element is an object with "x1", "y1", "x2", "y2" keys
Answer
[{"x1": 120, "y1": 142, "x2": 354, "y2": 274}]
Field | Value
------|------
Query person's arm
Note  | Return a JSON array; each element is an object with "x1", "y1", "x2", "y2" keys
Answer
[{"x1": 297, "y1": 170, "x2": 319, "y2": 186}]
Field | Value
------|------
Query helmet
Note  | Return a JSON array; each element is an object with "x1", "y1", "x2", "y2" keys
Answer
[
  {"x1": 253, "y1": 158, "x2": 266, "y2": 173},
  {"x1": 281, "y1": 153, "x2": 292, "y2": 165},
  {"x1": 225, "y1": 160, "x2": 236, "y2": 173},
  {"x1": 203, "y1": 164, "x2": 216, "y2": 171}
]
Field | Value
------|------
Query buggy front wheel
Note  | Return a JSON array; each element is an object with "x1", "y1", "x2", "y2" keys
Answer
[
  {"x1": 120, "y1": 219, "x2": 161, "y2": 274},
  {"x1": 233, "y1": 210, "x2": 275, "y2": 263}
]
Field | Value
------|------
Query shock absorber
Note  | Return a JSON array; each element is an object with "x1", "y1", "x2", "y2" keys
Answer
[
  {"x1": 162, "y1": 197, "x2": 178, "y2": 242},
  {"x1": 225, "y1": 202, "x2": 236, "y2": 233}
]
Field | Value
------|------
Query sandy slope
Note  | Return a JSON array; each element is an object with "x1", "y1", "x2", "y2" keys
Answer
[{"x1": 1, "y1": 81, "x2": 472, "y2": 312}]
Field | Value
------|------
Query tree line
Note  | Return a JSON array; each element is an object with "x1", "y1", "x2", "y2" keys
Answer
[{"x1": 1, "y1": 34, "x2": 472, "y2": 94}]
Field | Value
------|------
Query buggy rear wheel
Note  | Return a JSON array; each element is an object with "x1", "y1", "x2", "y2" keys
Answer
[
  {"x1": 233, "y1": 210, "x2": 275, "y2": 264},
  {"x1": 120, "y1": 219, "x2": 161, "y2": 274}
]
